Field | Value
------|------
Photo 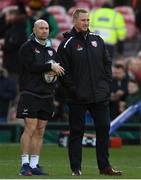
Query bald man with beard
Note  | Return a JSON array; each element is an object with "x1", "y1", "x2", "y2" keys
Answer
[{"x1": 17, "y1": 19, "x2": 64, "y2": 176}]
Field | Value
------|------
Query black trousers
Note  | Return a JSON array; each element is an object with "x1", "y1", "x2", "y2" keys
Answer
[{"x1": 68, "y1": 101, "x2": 111, "y2": 171}]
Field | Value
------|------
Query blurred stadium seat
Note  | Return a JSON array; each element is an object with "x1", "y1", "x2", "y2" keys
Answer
[
  {"x1": 55, "y1": 14, "x2": 72, "y2": 32},
  {"x1": 75, "y1": 0, "x2": 93, "y2": 10},
  {"x1": 47, "y1": 6, "x2": 72, "y2": 34},
  {"x1": 67, "y1": 6, "x2": 77, "y2": 16},
  {"x1": 1, "y1": 5, "x2": 18, "y2": 14},
  {"x1": 0, "y1": 0, "x2": 13, "y2": 11},
  {"x1": 42, "y1": 0, "x2": 51, "y2": 6},
  {"x1": 58, "y1": 22, "x2": 72, "y2": 33},
  {"x1": 115, "y1": 6, "x2": 137, "y2": 40},
  {"x1": 51, "y1": 38, "x2": 61, "y2": 51},
  {"x1": 47, "y1": 5, "x2": 66, "y2": 15}
]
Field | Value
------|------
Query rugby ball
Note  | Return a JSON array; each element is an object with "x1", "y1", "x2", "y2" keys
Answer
[{"x1": 43, "y1": 60, "x2": 57, "y2": 84}]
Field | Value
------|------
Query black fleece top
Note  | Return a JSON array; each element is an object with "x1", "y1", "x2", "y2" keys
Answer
[
  {"x1": 19, "y1": 34, "x2": 56, "y2": 97},
  {"x1": 57, "y1": 28, "x2": 112, "y2": 104}
]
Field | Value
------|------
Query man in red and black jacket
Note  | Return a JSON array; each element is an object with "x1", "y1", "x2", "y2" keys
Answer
[{"x1": 57, "y1": 8, "x2": 122, "y2": 176}]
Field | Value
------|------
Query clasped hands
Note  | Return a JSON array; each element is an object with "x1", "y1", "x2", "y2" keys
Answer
[{"x1": 50, "y1": 63, "x2": 65, "y2": 76}]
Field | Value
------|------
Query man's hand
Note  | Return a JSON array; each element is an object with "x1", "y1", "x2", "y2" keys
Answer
[{"x1": 51, "y1": 63, "x2": 64, "y2": 76}]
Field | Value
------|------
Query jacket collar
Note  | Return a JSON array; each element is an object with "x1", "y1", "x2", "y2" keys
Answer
[
  {"x1": 63, "y1": 27, "x2": 89, "y2": 39},
  {"x1": 29, "y1": 33, "x2": 51, "y2": 47}
]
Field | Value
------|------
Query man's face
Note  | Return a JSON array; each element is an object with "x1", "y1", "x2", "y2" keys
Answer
[
  {"x1": 128, "y1": 82, "x2": 138, "y2": 94},
  {"x1": 74, "y1": 12, "x2": 89, "y2": 32},
  {"x1": 33, "y1": 21, "x2": 49, "y2": 40},
  {"x1": 114, "y1": 68, "x2": 125, "y2": 80}
]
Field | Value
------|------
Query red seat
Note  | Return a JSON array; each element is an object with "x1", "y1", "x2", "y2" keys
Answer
[
  {"x1": 51, "y1": 38, "x2": 61, "y2": 51},
  {"x1": 68, "y1": 6, "x2": 77, "y2": 16},
  {"x1": 56, "y1": 33, "x2": 64, "y2": 41},
  {"x1": 54, "y1": 14, "x2": 71, "y2": 24},
  {"x1": 58, "y1": 22, "x2": 72, "y2": 33},
  {"x1": 0, "y1": 0, "x2": 14, "y2": 11},
  {"x1": 115, "y1": 6, "x2": 135, "y2": 23},
  {"x1": 75, "y1": 0, "x2": 93, "y2": 10},
  {"x1": 115, "y1": 6, "x2": 137, "y2": 40},
  {"x1": 41, "y1": 0, "x2": 50, "y2": 7},
  {"x1": 47, "y1": 5, "x2": 66, "y2": 16},
  {"x1": 52, "y1": 14, "x2": 72, "y2": 33}
]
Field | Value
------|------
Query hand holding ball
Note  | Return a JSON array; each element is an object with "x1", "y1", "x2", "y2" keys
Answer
[{"x1": 43, "y1": 60, "x2": 57, "y2": 84}]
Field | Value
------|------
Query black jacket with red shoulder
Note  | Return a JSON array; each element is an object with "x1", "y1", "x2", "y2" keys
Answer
[
  {"x1": 57, "y1": 28, "x2": 112, "y2": 104},
  {"x1": 19, "y1": 34, "x2": 56, "y2": 96}
]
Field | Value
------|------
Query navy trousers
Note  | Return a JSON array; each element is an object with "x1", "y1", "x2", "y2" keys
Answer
[{"x1": 68, "y1": 101, "x2": 111, "y2": 171}]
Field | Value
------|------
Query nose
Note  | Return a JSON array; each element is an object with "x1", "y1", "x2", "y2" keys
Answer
[{"x1": 85, "y1": 20, "x2": 89, "y2": 26}]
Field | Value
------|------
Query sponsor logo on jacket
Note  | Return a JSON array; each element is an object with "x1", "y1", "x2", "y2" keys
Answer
[
  {"x1": 35, "y1": 48, "x2": 40, "y2": 53},
  {"x1": 91, "y1": 41, "x2": 97, "y2": 47},
  {"x1": 48, "y1": 50, "x2": 53, "y2": 56},
  {"x1": 76, "y1": 43, "x2": 83, "y2": 51}
]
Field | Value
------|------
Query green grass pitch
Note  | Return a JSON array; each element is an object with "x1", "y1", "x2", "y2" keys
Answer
[{"x1": 0, "y1": 144, "x2": 141, "y2": 179}]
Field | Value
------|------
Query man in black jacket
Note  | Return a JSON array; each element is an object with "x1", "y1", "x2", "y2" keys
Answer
[
  {"x1": 57, "y1": 8, "x2": 122, "y2": 176},
  {"x1": 0, "y1": 6, "x2": 27, "y2": 80},
  {"x1": 16, "y1": 19, "x2": 64, "y2": 176},
  {"x1": 0, "y1": 66, "x2": 17, "y2": 123}
]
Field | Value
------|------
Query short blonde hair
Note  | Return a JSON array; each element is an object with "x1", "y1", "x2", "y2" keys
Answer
[{"x1": 72, "y1": 8, "x2": 88, "y2": 20}]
